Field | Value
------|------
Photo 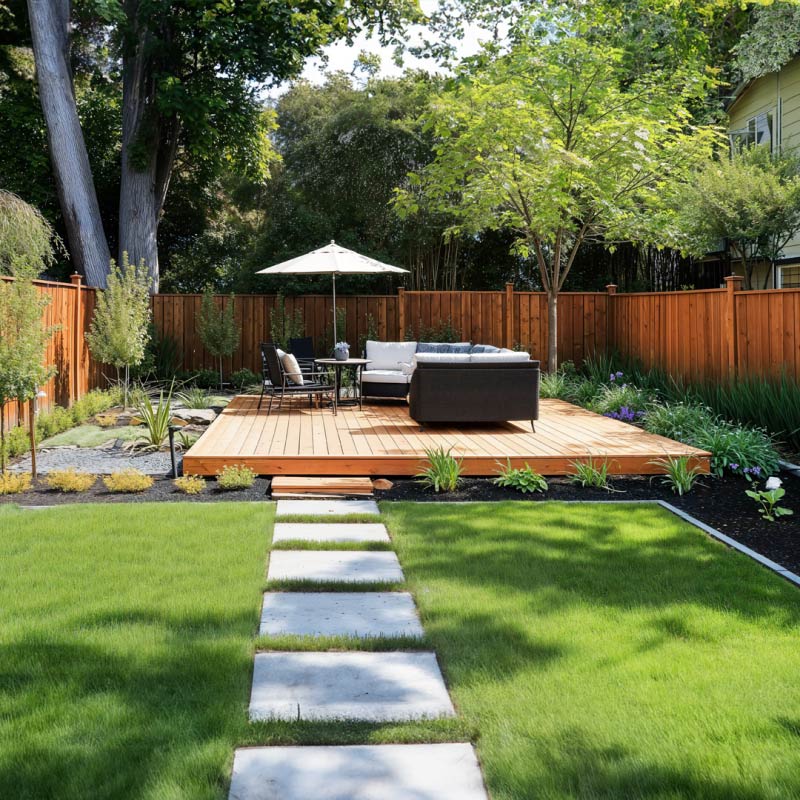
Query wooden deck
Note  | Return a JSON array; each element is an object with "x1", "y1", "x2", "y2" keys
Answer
[{"x1": 183, "y1": 395, "x2": 710, "y2": 477}]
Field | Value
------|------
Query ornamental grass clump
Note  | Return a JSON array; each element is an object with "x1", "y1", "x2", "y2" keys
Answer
[
  {"x1": 133, "y1": 387, "x2": 173, "y2": 450},
  {"x1": 176, "y1": 387, "x2": 212, "y2": 409},
  {"x1": 216, "y1": 464, "x2": 256, "y2": 490},
  {"x1": 416, "y1": 447, "x2": 463, "y2": 493},
  {"x1": 494, "y1": 459, "x2": 548, "y2": 494},
  {"x1": 103, "y1": 469, "x2": 154, "y2": 493},
  {"x1": 568, "y1": 458, "x2": 616, "y2": 491},
  {"x1": 173, "y1": 475, "x2": 206, "y2": 495},
  {"x1": 0, "y1": 471, "x2": 32, "y2": 495},
  {"x1": 45, "y1": 469, "x2": 96, "y2": 493},
  {"x1": 649, "y1": 456, "x2": 703, "y2": 496}
]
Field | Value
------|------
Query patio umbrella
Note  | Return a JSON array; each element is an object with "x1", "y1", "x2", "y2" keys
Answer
[{"x1": 256, "y1": 241, "x2": 409, "y2": 346}]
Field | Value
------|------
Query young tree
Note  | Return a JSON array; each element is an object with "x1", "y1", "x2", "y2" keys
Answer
[
  {"x1": 669, "y1": 146, "x2": 800, "y2": 289},
  {"x1": 395, "y1": 11, "x2": 718, "y2": 370},
  {"x1": 196, "y1": 288, "x2": 239, "y2": 390},
  {"x1": 85, "y1": 253, "x2": 152, "y2": 407}
]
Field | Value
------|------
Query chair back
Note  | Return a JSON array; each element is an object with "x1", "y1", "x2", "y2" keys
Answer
[
  {"x1": 289, "y1": 336, "x2": 314, "y2": 360},
  {"x1": 260, "y1": 342, "x2": 284, "y2": 386}
]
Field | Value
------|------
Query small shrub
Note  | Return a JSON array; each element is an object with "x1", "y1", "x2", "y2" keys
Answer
[
  {"x1": 746, "y1": 480, "x2": 794, "y2": 522},
  {"x1": 649, "y1": 456, "x2": 703, "y2": 496},
  {"x1": 230, "y1": 368, "x2": 260, "y2": 392},
  {"x1": 691, "y1": 421, "x2": 779, "y2": 478},
  {"x1": 591, "y1": 382, "x2": 652, "y2": 417},
  {"x1": 103, "y1": 469, "x2": 154, "y2": 493},
  {"x1": 416, "y1": 446, "x2": 463, "y2": 493},
  {"x1": 568, "y1": 458, "x2": 616, "y2": 491},
  {"x1": 191, "y1": 368, "x2": 221, "y2": 390},
  {"x1": 173, "y1": 474, "x2": 206, "y2": 494},
  {"x1": 643, "y1": 402, "x2": 714, "y2": 440},
  {"x1": 0, "y1": 471, "x2": 32, "y2": 495},
  {"x1": 216, "y1": 464, "x2": 256, "y2": 490},
  {"x1": 494, "y1": 459, "x2": 548, "y2": 493},
  {"x1": 540, "y1": 370, "x2": 576, "y2": 401},
  {"x1": 45, "y1": 469, "x2": 96, "y2": 493},
  {"x1": 95, "y1": 412, "x2": 119, "y2": 428},
  {"x1": 176, "y1": 387, "x2": 212, "y2": 409}
]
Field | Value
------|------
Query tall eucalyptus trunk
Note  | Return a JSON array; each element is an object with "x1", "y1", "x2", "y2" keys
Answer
[{"x1": 26, "y1": 0, "x2": 110, "y2": 286}]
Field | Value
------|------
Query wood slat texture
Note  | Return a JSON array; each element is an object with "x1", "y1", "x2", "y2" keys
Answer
[{"x1": 183, "y1": 396, "x2": 710, "y2": 477}]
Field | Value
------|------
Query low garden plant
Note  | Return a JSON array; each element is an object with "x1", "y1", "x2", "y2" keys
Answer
[
  {"x1": 416, "y1": 446, "x2": 463, "y2": 493},
  {"x1": 173, "y1": 474, "x2": 206, "y2": 494},
  {"x1": 493, "y1": 459, "x2": 548, "y2": 494},
  {"x1": 176, "y1": 387, "x2": 213, "y2": 409},
  {"x1": 133, "y1": 387, "x2": 173, "y2": 450},
  {"x1": 568, "y1": 458, "x2": 615, "y2": 490},
  {"x1": 216, "y1": 464, "x2": 256, "y2": 490},
  {"x1": 45, "y1": 469, "x2": 96, "y2": 493},
  {"x1": 230, "y1": 368, "x2": 260, "y2": 392},
  {"x1": 649, "y1": 456, "x2": 703, "y2": 496},
  {"x1": 103, "y1": 469, "x2": 154, "y2": 493},
  {"x1": 0, "y1": 471, "x2": 31, "y2": 495},
  {"x1": 746, "y1": 479, "x2": 794, "y2": 522}
]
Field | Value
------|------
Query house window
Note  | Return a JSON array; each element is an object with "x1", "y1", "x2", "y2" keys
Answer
[
  {"x1": 729, "y1": 111, "x2": 774, "y2": 152},
  {"x1": 778, "y1": 264, "x2": 800, "y2": 288}
]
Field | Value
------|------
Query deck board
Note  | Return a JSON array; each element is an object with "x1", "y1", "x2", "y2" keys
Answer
[{"x1": 184, "y1": 396, "x2": 710, "y2": 477}]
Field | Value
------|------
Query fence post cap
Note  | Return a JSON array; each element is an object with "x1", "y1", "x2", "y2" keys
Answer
[
  {"x1": 69, "y1": 273, "x2": 82, "y2": 286},
  {"x1": 605, "y1": 284, "x2": 618, "y2": 294}
]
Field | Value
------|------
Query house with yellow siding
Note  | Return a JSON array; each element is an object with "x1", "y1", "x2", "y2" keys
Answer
[{"x1": 727, "y1": 56, "x2": 800, "y2": 289}]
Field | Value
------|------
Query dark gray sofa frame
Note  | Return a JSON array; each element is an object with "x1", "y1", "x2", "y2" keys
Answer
[{"x1": 409, "y1": 360, "x2": 540, "y2": 430}]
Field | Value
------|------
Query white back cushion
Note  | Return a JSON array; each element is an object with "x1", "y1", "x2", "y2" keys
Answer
[
  {"x1": 469, "y1": 352, "x2": 530, "y2": 363},
  {"x1": 414, "y1": 353, "x2": 472, "y2": 364},
  {"x1": 365, "y1": 340, "x2": 418, "y2": 370},
  {"x1": 281, "y1": 352, "x2": 305, "y2": 384}
]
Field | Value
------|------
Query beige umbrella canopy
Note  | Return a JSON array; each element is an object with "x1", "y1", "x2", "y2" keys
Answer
[{"x1": 256, "y1": 241, "x2": 409, "y2": 345}]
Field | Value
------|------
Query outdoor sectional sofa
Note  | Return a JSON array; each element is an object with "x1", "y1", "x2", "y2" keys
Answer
[{"x1": 360, "y1": 340, "x2": 540, "y2": 428}]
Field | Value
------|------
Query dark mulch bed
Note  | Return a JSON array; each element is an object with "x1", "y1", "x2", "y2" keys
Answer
[
  {"x1": 377, "y1": 471, "x2": 800, "y2": 576},
  {"x1": 0, "y1": 476, "x2": 270, "y2": 505}
]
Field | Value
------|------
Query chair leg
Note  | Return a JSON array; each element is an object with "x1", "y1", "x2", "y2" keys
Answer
[
  {"x1": 531, "y1": 420, "x2": 536, "y2": 433},
  {"x1": 267, "y1": 392, "x2": 274, "y2": 416},
  {"x1": 258, "y1": 383, "x2": 265, "y2": 410}
]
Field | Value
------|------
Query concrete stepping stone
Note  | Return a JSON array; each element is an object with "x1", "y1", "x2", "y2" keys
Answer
[
  {"x1": 267, "y1": 551, "x2": 403, "y2": 583},
  {"x1": 276, "y1": 499, "x2": 380, "y2": 517},
  {"x1": 249, "y1": 651, "x2": 455, "y2": 721},
  {"x1": 260, "y1": 592, "x2": 424, "y2": 638},
  {"x1": 229, "y1": 743, "x2": 488, "y2": 800},
  {"x1": 273, "y1": 522, "x2": 390, "y2": 544}
]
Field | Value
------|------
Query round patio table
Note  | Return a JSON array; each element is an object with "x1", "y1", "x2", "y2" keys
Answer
[{"x1": 314, "y1": 358, "x2": 371, "y2": 414}]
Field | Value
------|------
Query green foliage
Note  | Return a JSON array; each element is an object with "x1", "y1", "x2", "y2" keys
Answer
[
  {"x1": 589, "y1": 382, "x2": 653, "y2": 418},
  {"x1": 735, "y1": 2, "x2": 800, "y2": 81},
  {"x1": 102, "y1": 469, "x2": 154, "y2": 493},
  {"x1": 85, "y1": 253, "x2": 152, "y2": 406},
  {"x1": 568, "y1": 458, "x2": 615, "y2": 491},
  {"x1": 45, "y1": 469, "x2": 96, "y2": 493},
  {"x1": 691, "y1": 422, "x2": 780, "y2": 479},
  {"x1": 134, "y1": 388, "x2": 173, "y2": 451},
  {"x1": 650, "y1": 456, "x2": 703, "y2": 496},
  {"x1": 196, "y1": 288, "x2": 239, "y2": 388},
  {"x1": 414, "y1": 317, "x2": 460, "y2": 343},
  {"x1": 270, "y1": 293, "x2": 305, "y2": 352},
  {"x1": 642, "y1": 402, "x2": 716, "y2": 441},
  {"x1": 540, "y1": 368, "x2": 578, "y2": 401},
  {"x1": 416, "y1": 446, "x2": 463, "y2": 493},
  {"x1": 493, "y1": 459, "x2": 548, "y2": 494},
  {"x1": 0, "y1": 190, "x2": 59, "y2": 273},
  {"x1": 745, "y1": 485, "x2": 794, "y2": 522},
  {"x1": 216, "y1": 464, "x2": 256, "y2": 490},
  {"x1": 176, "y1": 387, "x2": 212, "y2": 410},
  {"x1": 230, "y1": 369, "x2": 260, "y2": 392},
  {"x1": 668, "y1": 146, "x2": 800, "y2": 289}
]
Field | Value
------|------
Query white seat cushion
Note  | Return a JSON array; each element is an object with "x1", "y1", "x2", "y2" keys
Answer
[
  {"x1": 361, "y1": 369, "x2": 411, "y2": 385},
  {"x1": 469, "y1": 351, "x2": 530, "y2": 363},
  {"x1": 365, "y1": 340, "x2": 418, "y2": 371}
]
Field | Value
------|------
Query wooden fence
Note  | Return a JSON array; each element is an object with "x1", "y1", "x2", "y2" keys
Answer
[{"x1": 2, "y1": 277, "x2": 799, "y2": 431}]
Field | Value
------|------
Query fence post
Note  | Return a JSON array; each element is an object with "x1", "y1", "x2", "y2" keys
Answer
[
  {"x1": 505, "y1": 282, "x2": 514, "y2": 348},
  {"x1": 725, "y1": 274, "x2": 743, "y2": 378},
  {"x1": 397, "y1": 287, "x2": 405, "y2": 340},
  {"x1": 605, "y1": 284, "x2": 617, "y2": 354},
  {"x1": 70, "y1": 273, "x2": 83, "y2": 405}
]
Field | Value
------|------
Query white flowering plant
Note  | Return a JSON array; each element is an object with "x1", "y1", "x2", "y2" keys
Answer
[{"x1": 745, "y1": 478, "x2": 794, "y2": 522}]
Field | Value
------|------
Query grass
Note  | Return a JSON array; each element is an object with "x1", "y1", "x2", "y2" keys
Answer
[
  {"x1": 39, "y1": 423, "x2": 143, "y2": 448},
  {"x1": 380, "y1": 501, "x2": 800, "y2": 800},
  {"x1": 0, "y1": 502, "x2": 271, "y2": 800}
]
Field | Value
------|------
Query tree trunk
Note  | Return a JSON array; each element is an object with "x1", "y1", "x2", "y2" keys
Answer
[
  {"x1": 547, "y1": 289, "x2": 558, "y2": 373},
  {"x1": 118, "y1": 5, "x2": 179, "y2": 293},
  {"x1": 27, "y1": 0, "x2": 110, "y2": 287}
]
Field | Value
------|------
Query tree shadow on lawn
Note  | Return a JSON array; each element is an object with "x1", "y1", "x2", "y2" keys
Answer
[
  {"x1": 0, "y1": 609, "x2": 258, "y2": 800},
  {"x1": 390, "y1": 503, "x2": 800, "y2": 628}
]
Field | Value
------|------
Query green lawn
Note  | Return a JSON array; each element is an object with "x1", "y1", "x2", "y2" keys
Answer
[
  {"x1": 0, "y1": 502, "x2": 270, "y2": 800},
  {"x1": 381, "y1": 502, "x2": 800, "y2": 800},
  {"x1": 2, "y1": 500, "x2": 799, "y2": 800}
]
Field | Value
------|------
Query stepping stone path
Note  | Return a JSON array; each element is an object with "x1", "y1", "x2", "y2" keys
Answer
[
  {"x1": 230, "y1": 499, "x2": 488, "y2": 799},
  {"x1": 267, "y1": 550, "x2": 404, "y2": 583},
  {"x1": 273, "y1": 522, "x2": 390, "y2": 543},
  {"x1": 260, "y1": 592, "x2": 424, "y2": 638}
]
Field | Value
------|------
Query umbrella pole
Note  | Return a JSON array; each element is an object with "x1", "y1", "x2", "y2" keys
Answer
[{"x1": 332, "y1": 272, "x2": 337, "y2": 348}]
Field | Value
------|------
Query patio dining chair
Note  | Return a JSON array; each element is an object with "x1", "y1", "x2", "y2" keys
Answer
[
  {"x1": 258, "y1": 342, "x2": 332, "y2": 414},
  {"x1": 288, "y1": 336, "x2": 316, "y2": 371}
]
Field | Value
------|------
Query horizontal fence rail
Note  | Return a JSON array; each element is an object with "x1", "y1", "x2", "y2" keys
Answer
[{"x1": 2, "y1": 276, "x2": 799, "y2": 432}]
